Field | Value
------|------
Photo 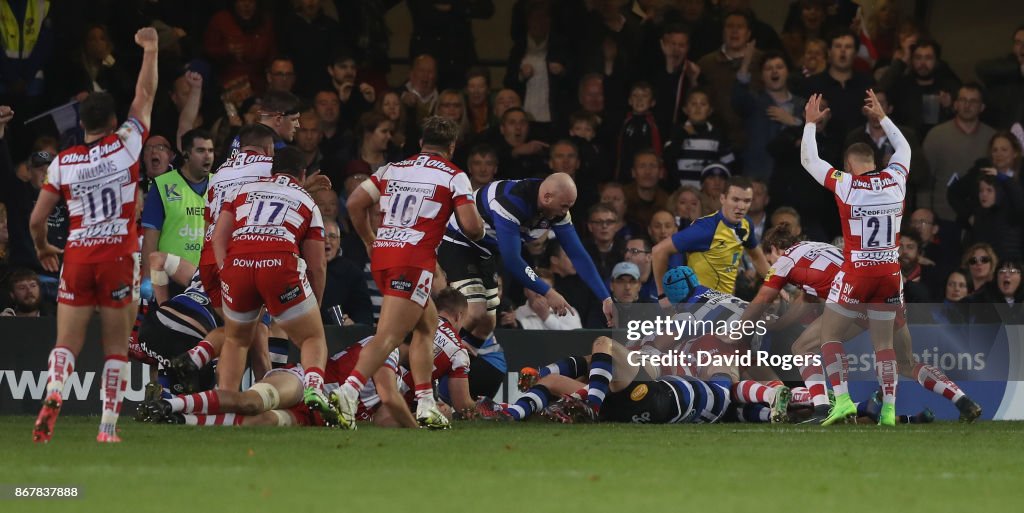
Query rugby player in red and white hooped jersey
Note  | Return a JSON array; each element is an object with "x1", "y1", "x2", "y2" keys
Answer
[
  {"x1": 28, "y1": 27, "x2": 160, "y2": 444},
  {"x1": 212, "y1": 147, "x2": 331, "y2": 411},
  {"x1": 801, "y1": 90, "x2": 910, "y2": 426},
  {"x1": 743, "y1": 224, "x2": 983, "y2": 423},
  {"x1": 337, "y1": 116, "x2": 484, "y2": 430}
]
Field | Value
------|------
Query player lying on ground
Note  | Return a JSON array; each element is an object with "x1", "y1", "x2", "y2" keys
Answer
[
  {"x1": 141, "y1": 288, "x2": 476, "y2": 428},
  {"x1": 743, "y1": 224, "x2": 982, "y2": 423}
]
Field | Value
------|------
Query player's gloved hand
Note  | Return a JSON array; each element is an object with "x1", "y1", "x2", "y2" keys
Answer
[{"x1": 544, "y1": 288, "x2": 570, "y2": 316}]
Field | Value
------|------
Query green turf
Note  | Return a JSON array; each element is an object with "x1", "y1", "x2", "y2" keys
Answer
[{"x1": 1, "y1": 417, "x2": 1022, "y2": 513}]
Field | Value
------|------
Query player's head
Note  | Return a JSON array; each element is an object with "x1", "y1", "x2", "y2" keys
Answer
[
  {"x1": 271, "y1": 146, "x2": 308, "y2": 181},
  {"x1": 844, "y1": 142, "x2": 876, "y2": 175},
  {"x1": 238, "y1": 123, "x2": 278, "y2": 156},
  {"x1": 79, "y1": 92, "x2": 118, "y2": 134},
  {"x1": 663, "y1": 265, "x2": 700, "y2": 303},
  {"x1": 761, "y1": 222, "x2": 801, "y2": 264},
  {"x1": 720, "y1": 176, "x2": 753, "y2": 224},
  {"x1": 259, "y1": 90, "x2": 302, "y2": 142},
  {"x1": 420, "y1": 116, "x2": 460, "y2": 157},
  {"x1": 538, "y1": 173, "x2": 578, "y2": 219},
  {"x1": 435, "y1": 287, "x2": 470, "y2": 332}
]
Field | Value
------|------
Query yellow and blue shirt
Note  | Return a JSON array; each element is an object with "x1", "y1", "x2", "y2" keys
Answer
[{"x1": 670, "y1": 210, "x2": 757, "y2": 294}]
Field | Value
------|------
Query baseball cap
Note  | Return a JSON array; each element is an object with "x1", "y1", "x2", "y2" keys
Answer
[
  {"x1": 700, "y1": 163, "x2": 731, "y2": 181},
  {"x1": 30, "y1": 151, "x2": 54, "y2": 168},
  {"x1": 612, "y1": 262, "x2": 640, "y2": 280}
]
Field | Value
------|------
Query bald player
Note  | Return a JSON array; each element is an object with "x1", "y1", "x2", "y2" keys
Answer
[{"x1": 439, "y1": 173, "x2": 615, "y2": 398}]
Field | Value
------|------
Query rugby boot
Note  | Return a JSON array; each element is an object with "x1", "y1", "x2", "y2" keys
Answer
[
  {"x1": 878, "y1": 403, "x2": 896, "y2": 427},
  {"x1": 304, "y1": 387, "x2": 340, "y2": 427},
  {"x1": 769, "y1": 385, "x2": 792, "y2": 424},
  {"x1": 956, "y1": 396, "x2": 982, "y2": 423},
  {"x1": 328, "y1": 387, "x2": 358, "y2": 430},
  {"x1": 169, "y1": 354, "x2": 202, "y2": 394},
  {"x1": 821, "y1": 393, "x2": 857, "y2": 426},
  {"x1": 416, "y1": 401, "x2": 451, "y2": 430},
  {"x1": 32, "y1": 392, "x2": 63, "y2": 443}
]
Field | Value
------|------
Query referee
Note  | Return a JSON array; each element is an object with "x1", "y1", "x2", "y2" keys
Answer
[{"x1": 652, "y1": 176, "x2": 769, "y2": 304}]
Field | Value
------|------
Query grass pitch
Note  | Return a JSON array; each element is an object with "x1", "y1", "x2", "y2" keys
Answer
[{"x1": 1, "y1": 417, "x2": 1022, "y2": 513}]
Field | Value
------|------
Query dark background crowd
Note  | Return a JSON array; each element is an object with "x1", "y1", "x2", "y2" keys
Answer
[{"x1": 1, "y1": 0, "x2": 1023, "y2": 325}]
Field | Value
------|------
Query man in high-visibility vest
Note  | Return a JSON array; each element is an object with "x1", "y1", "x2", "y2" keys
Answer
[{"x1": 140, "y1": 128, "x2": 215, "y2": 297}]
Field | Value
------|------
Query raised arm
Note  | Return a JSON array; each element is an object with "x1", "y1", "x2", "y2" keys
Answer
[
  {"x1": 864, "y1": 89, "x2": 910, "y2": 170},
  {"x1": 128, "y1": 27, "x2": 159, "y2": 129},
  {"x1": 176, "y1": 71, "x2": 203, "y2": 152},
  {"x1": 800, "y1": 94, "x2": 833, "y2": 186}
]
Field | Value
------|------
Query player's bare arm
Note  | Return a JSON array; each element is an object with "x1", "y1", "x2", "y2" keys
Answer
[
  {"x1": 374, "y1": 366, "x2": 417, "y2": 428},
  {"x1": 347, "y1": 180, "x2": 378, "y2": 253},
  {"x1": 127, "y1": 27, "x2": 159, "y2": 130},
  {"x1": 301, "y1": 237, "x2": 327, "y2": 305},
  {"x1": 211, "y1": 208, "x2": 235, "y2": 270},
  {"x1": 454, "y1": 202, "x2": 485, "y2": 241},
  {"x1": 800, "y1": 93, "x2": 834, "y2": 185},
  {"x1": 652, "y1": 237, "x2": 678, "y2": 308}
]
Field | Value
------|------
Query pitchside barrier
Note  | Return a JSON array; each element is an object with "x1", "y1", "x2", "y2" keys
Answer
[{"x1": 2, "y1": 306, "x2": 1023, "y2": 420}]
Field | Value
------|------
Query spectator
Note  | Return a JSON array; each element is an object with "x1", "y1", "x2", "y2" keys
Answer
[
  {"x1": 733, "y1": 49, "x2": 805, "y2": 180},
  {"x1": 679, "y1": 0, "x2": 718, "y2": 59},
  {"x1": 376, "y1": 89, "x2": 417, "y2": 157},
  {"x1": 294, "y1": 109, "x2": 324, "y2": 173},
  {"x1": 949, "y1": 131, "x2": 1023, "y2": 222},
  {"x1": 769, "y1": 206, "x2": 803, "y2": 238},
  {"x1": 343, "y1": 111, "x2": 397, "y2": 179},
  {"x1": 879, "y1": 39, "x2": 960, "y2": 137},
  {"x1": 747, "y1": 179, "x2": 769, "y2": 241},
  {"x1": 328, "y1": 52, "x2": 375, "y2": 132},
  {"x1": 141, "y1": 129, "x2": 213, "y2": 284},
  {"x1": 494, "y1": 88, "x2": 523, "y2": 119},
  {"x1": 976, "y1": 25, "x2": 1024, "y2": 129},
  {"x1": 568, "y1": 110, "x2": 611, "y2": 183},
  {"x1": 548, "y1": 139, "x2": 598, "y2": 223},
  {"x1": 314, "y1": 188, "x2": 340, "y2": 227},
  {"x1": 622, "y1": 237, "x2": 657, "y2": 302},
  {"x1": 798, "y1": 37, "x2": 827, "y2": 79},
  {"x1": 576, "y1": 73, "x2": 617, "y2": 148},
  {"x1": 339, "y1": 205, "x2": 383, "y2": 323},
  {"x1": 0, "y1": 0, "x2": 54, "y2": 108},
  {"x1": 798, "y1": 28, "x2": 874, "y2": 140},
  {"x1": 665, "y1": 184, "x2": 702, "y2": 229},
  {"x1": 1, "y1": 268, "x2": 48, "y2": 317},
  {"x1": 465, "y1": 67, "x2": 494, "y2": 135},
  {"x1": 494, "y1": 107, "x2": 548, "y2": 180},
  {"x1": 141, "y1": 135, "x2": 174, "y2": 181},
  {"x1": 906, "y1": 207, "x2": 962, "y2": 300},
  {"x1": 584, "y1": 203, "x2": 626, "y2": 280},
  {"x1": 609, "y1": 261, "x2": 643, "y2": 304},
  {"x1": 615, "y1": 82, "x2": 663, "y2": 181},
  {"x1": 945, "y1": 269, "x2": 970, "y2": 302},
  {"x1": 647, "y1": 24, "x2": 701, "y2": 136},
  {"x1": 923, "y1": 83, "x2": 998, "y2": 220},
  {"x1": 56, "y1": 24, "x2": 132, "y2": 110},
  {"x1": 717, "y1": 0, "x2": 784, "y2": 52},
  {"x1": 623, "y1": 149, "x2": 667, "y2": 229},
  {"x1": 264, "y1": 56, "x2": 296, "y2": 94},
  {"x1": 203, "y1": 0, "x2": 276, "y2": 92},
  {"x1": 599, "y1": 181, "x2": 635, "y2": 239},
  {"x1": 961, "y1": 174, "x2": 1024, "y2": 264},
  {"x1": 899, "y1": 228, "x2": 932, "y2": 303},
  {"x1": 314, "y1": 90, "x2": 352, "y2": 176},
  {"x1": 281, "y1": 0, "x2": 342, "y2": 97},
  {"x1": 780, "y1": 0, "x2": 835, "y2": 66},
  {"x1": 583, "y1": 1, "x2": 640, "y2": 100},
  {"x1": 516, "y1": 268, "x2": 582, "y2": 330},
  {"x1": 859, "y1": 0, "x2": 906, "y2": 67},
  {"x1": 964, "y1": 260, "x2": 1024, "y2": 323},
  {"x1": 695, "y1": 10, "x2": 759, "y2": 149},
  {"x1": 961, "y1": 242, "x2": 998, "y2": 292},
  {"x1": 0, "y1": 119, "x2": 63, "y2": 272},
  {"x1": 401, "y1": 54, "x2": 440, "y2": 125},
  {"x1": 407, "y1": 0, "x2": 494, "y2": 90},
  {"x1": 545, "y1": 239, "x2": 606, "y2": 328},
  {"x1": 505, "y1": 2, "x2": 571, "y2": 127},
  {"x1": 647, "y1": 209, "x2": 684, "y2": 268},
  {"x1": 663, "y1": 88, "x2": 735, "y2": 189},
  {"x1": 653, "y1": 176, "x2": 769, "y2": 298},
  {"x1": 434, "y1": 89, "x2": 473, "y2": 149},
  {"x1": 0, "y1": 202, "x2": 8, "y2": 278},
  {"x1": 466, "y1": 144, "x2": 498, "y2": 190},
  {"x1": 321, "y1": 219, "x2": 374, "y2": 326},
  {"x1": 698, "y1": 162, "x2": 730, "y2": 216}
]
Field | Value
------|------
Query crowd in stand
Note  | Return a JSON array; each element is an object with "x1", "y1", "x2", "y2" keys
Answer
[{"x1": 1, "y1": 0, "x2": 1023, "y2": 324}]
